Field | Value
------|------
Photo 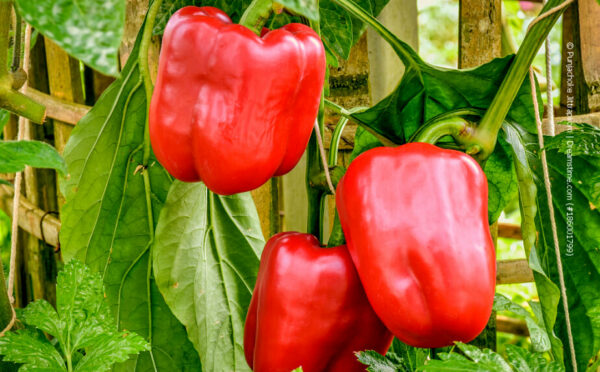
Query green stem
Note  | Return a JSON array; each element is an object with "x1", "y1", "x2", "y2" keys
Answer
[
  {"x1": 0, "y1": 88, "x2": 46, "y2": 123},
  {"x1": 139, "y1": 0, "x2": 162, "y2": 165},
  {"x1": 413, "y1": 116, "x2": 474, "y2": 146},
  {"x1": 472, "y1": 0, "x2": 569, "y2": 161},
  {"x1": 0, "y1": 0, "x2": 45, "y2": 123},
  {"x1": 331, "y1": 0, "x2": 423, "y2": 68},
  {"x1": 306, "y1": 18, "x2": 325, "y2": 241},
  {"x1": 328, "y1": 106, "x2": 368, "y2": 167},
  {"x1": 239, "y1": 0, "x2": 273, "y2": 34},
  {"x1": 328, "y1": 117, "x2": 349, "y2": 167},
  {"x1": 138, "y1": 0, "x2": 162, "y2": 350}
]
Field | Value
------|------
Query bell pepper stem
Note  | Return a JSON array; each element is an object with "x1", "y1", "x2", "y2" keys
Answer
[
  {"x1": 139, "y1": 0, "x2": 163, "y2": 165},
  {"x1": 305, "y1": 18, "x2": 327, "y2": 242},
  {"x1": 412, "y1": 117, "x2": 473, "y2": 146},
  {"x1": 471, "y1": 0, "x2": 569, "y2": 162},
  {"x1": 239, "y1": 0, "x2": 274, "y2": 34}
]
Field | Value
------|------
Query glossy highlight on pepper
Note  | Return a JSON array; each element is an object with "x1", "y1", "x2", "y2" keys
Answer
[
  {"x1": 149, "y1": 6, "x2": 326, "y2": 195},
  {"x1": 336, "y1": 142, "x2": 496, "y2": 348},
  {"x1": 244, "y1": 232, "x2": 393, "y2": 372}
]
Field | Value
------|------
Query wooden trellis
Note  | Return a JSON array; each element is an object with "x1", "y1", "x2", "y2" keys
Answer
[{"x1": 1, "y1": 0, "x2": 599, "y2": 341}]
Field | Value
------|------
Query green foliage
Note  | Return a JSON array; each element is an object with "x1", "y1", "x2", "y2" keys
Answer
[
  {"x1": 357, "y1": 350, "x2": 402, "y2": 372},
  {"x1": 14, "y1": 0, "x2": 125, "y2": 76},
  {"x1": 0, "y1": 140, "x2": 67, "y2": 176},
  {"x1": 493, "y1": 294, "x2": 551, "y2": 353},
  {"x1": 153, "y1": 181, "x2": 264, "y2": 372},
  {"x1": 154, "y1": 0, "x2": 254, "y2": 34},
  {"x1": 505, "y1": 121, "x2": 600, "y2": 371},
  {"x1": 422, "y1": 343, "x2": 564, "y2": 371},
  {"x1": 352, "y1": 53, "x2": 540, "y2": 144},
  {"x1": 59, "y1": 31, "x2": 201, "y2": 371},
  {"x1": 359, "y1": 343, "x2": 564, "y2": 372},
  {"x1": 0, "y1": 260, "x2": 149, "y2": 372},
  {"x1": 153, "y1": 0, "x2": 390, "y2": 62},
  {"x1": 277, "y1": 0, "x2": 320, "y2": 21},
  {"x1": 544, "y1": 122, "x2": 600, "y2": 157}
]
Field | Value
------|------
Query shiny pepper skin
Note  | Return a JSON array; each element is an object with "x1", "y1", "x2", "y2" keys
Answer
[
  {"x1": 336, "y1": 142, "x2": 496, "y2": 348},
  {"x1": 244, "y1": 232, "x2": 393, "y2": 372},
  {"x1": 149, "y1": 7, "x2": 326, "y2": 195}
]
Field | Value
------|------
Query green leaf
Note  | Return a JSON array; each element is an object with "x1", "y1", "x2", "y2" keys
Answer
[
  {"x1": 320, "y1": 0, "x2": 353, "y2": 58},
  {"x1": 73, "y1": 331, "x2": 150, "y2": 372},
  {"x1": 454, "y1": 343, "x2": 513, "y2": 372},
  {"x1": 59, "y1": 31, "x2": 201, "y2": 370},
  {"x1": 544, "y1": 122, "x2": 600, "y2": 157},
  {"x1": 389, "y1": 338, "x2": 429, "y2": 372},
  {"x1": 504, "y1": 122, "x2": 564, "y2": 364},
  {"x1": 493, "y1": 294, "x2": 551, "y2": 353},
  {"x1": 0, "y1": 261, "x2": 149, "y2": 372},
  {"x1": 485, "y1": 138, "x2": 518, "y2": 223},
  {"x1": 0, "y1": 140, "x2": 67, "y2": 175},
  {"x1": 356, "y1": 350, "x2": 399, "y2": 372},
  {"x1": 20, "y1": 300, "x2": 63, "y2": 339},
  {"x1": 153, "y1": 181, "x2": 264, "y2": 372},
  {"x1": 505, "y1": 122, "x2": 600, "y2": 370},
  {"x1": 534, "y1": 135, "x2": 600, "y2": 371},
  {"x1": 278, "y1": 0, "x2": 320, "y2": 21},
  {"x1": 320, "y1": 0, "x2": 389, "y2": 60},
  {"x1": 154, "y1": 0, "x2": 254, "y2": 35},
  {"x1": 14, "y1": 0, "x2": 124, "y2": 76},
  {"x1": 504, "y1": 344, "x2": 565, "y2": 372},
  {"x1": 353, "y1": 54, "x2": 540, "y2": 145},
  {"x1": 0, "y1": 328, "x2": 66, "y2": 371}
]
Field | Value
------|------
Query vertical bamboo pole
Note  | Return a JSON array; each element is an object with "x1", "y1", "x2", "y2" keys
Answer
[
  {"x1": 44, "y1": 39, "x2": 84, "y2": 210},
  {"x1": 458, "y1": 0, "x2": 502, "y2": 350}
]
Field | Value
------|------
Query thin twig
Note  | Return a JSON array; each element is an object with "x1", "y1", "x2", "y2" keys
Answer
[{"x1": 313, "y1": 119, "x2": 336, "y2": 195}]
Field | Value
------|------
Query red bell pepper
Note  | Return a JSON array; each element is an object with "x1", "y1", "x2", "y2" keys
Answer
[
  {"x1": 336, "y1": 142, "x2": 496, "y2": 348},
  {"x1": 149, "y1": 7, "x2": 326, "y2": 195},
  {"x1": 244, "y1": 232, "x2": 393, "y2": 372}
]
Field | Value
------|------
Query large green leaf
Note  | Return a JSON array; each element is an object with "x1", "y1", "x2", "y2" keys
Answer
[
  {"x1": 14, "y1": 0, "x2": 124, "y2": 76},
  {"x1": 505, "y1": 122, "x2": 600, "y2": 371},
  {"x1": 153, "y1": 181, "x2": 264, "y2": 372},
  {"x1": 59, "y1": 32, "x2": 201, "y2": 371},
  {"x1": 321, "y1": 0, "x2": 389, "y2": 60},
  {"x1": 534, "y1": 130, "x2": 600, "y2": 371},
  {"x1": 0, "y1": 140, "x2": 66, "y2": 175},
  {"x1": 504, "y1": 122, "x2": 564, "y2": 365},
  {"x1": 353, "y1": 53, "x2": 539, "y2": 144}
]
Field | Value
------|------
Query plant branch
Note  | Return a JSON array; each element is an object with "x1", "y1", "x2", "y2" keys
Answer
[
  {"x1": 0, "y1": 87, "x2": 46, "y2": 123},
  {"x1": 472, "y1": 0, "x2": 571, "y2": 161}
]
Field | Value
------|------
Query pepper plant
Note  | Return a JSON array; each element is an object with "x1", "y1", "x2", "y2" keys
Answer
[{"x1": 0, "y1": 0, "x2": 599, "y2": 371}]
